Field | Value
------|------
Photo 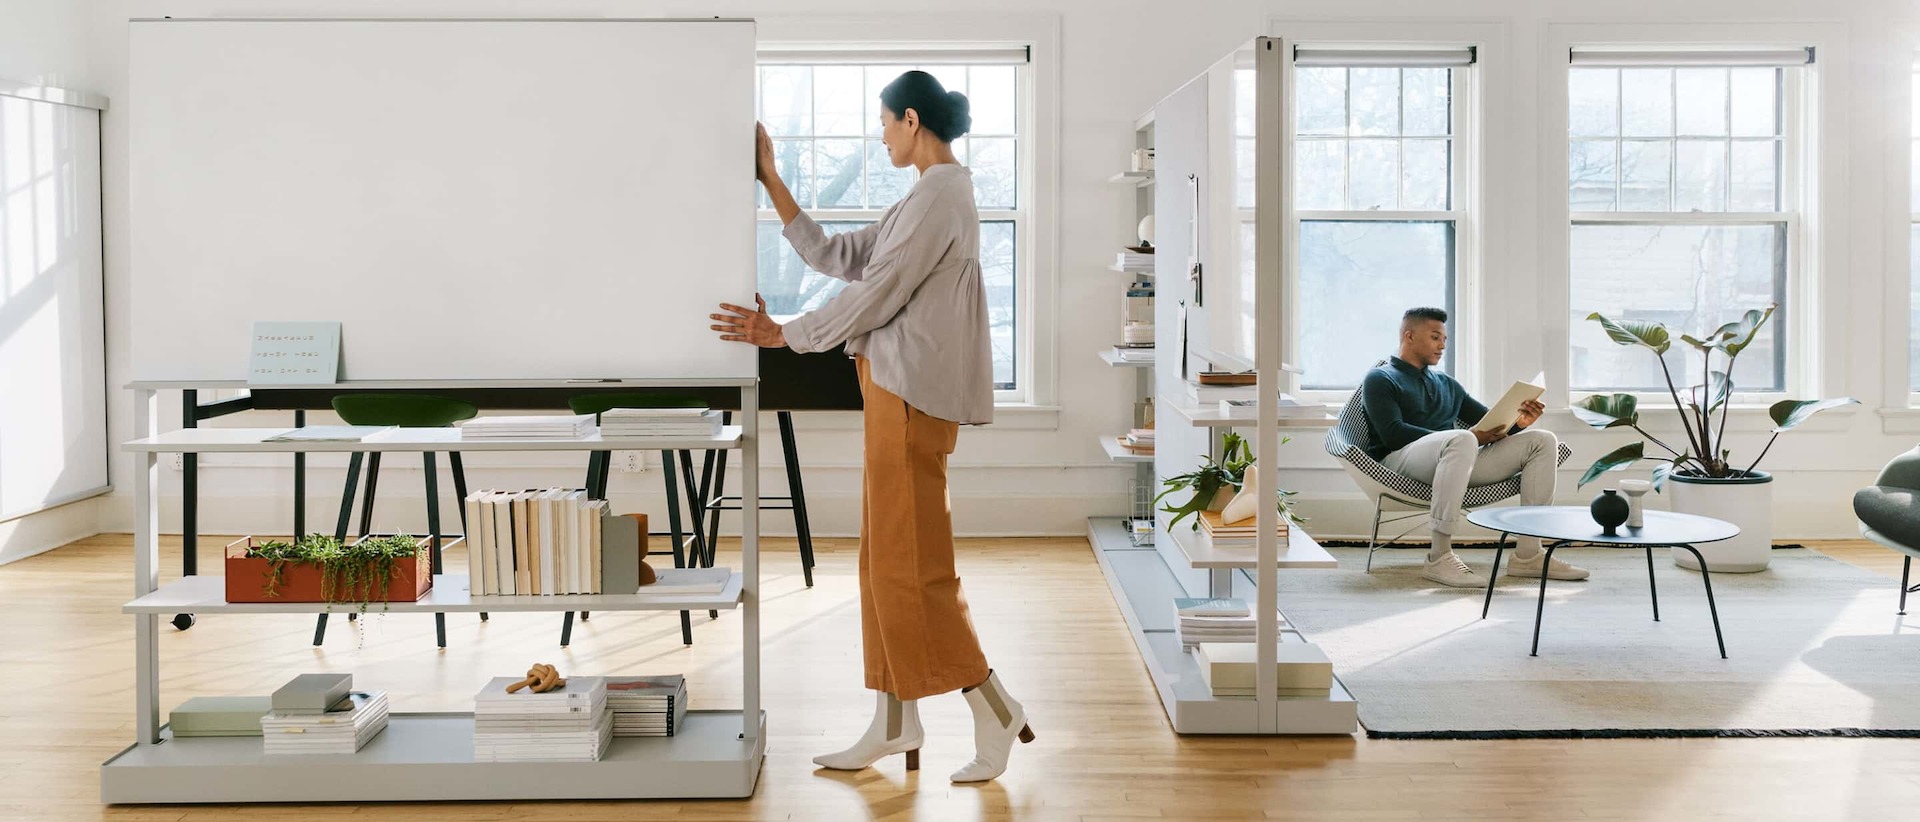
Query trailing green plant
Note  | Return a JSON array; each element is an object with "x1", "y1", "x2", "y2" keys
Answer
[
  {"x1": 243, "y1": 538, "x2": 297, "y2": 598},
  {"x1": 324, "y1": 534, "x2": 425, "y2": 615},
  {"x1": 1574, "y1": 305, "x2": 1857, "y2": 490},
  {"x1": 1154, "y1": 432, "x2": 1303, "y2": 529}
]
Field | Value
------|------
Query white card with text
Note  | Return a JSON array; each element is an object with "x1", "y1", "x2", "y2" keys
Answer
[{"x1": 248, "y1": 321, "x2": 340, "y2": 384}]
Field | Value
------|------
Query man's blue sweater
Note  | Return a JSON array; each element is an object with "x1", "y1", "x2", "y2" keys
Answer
[{"x1": 1357, "y1": 356, "x2": 1490, "y2": 460}]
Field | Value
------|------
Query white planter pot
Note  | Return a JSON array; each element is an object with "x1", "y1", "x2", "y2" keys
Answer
[{"x1": 1666, "y1": 471, "x2": 1773, "y2": 573}]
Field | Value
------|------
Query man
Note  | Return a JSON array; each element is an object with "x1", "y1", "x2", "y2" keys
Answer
[{"x1": 1359, "y1": 307, "x2": 1586, "y2": 588}]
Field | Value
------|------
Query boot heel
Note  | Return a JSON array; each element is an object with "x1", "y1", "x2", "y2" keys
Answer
[
  {"x1": 905, "y1": 749, "x2": 920, "y2": 771},
  {"x1": 1017, "y1": 724, "x2": 1035, "y2": 744}
]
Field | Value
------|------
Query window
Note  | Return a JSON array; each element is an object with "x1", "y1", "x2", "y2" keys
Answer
[
  {"x1": 756, "y1": 57, "x2": 1025, "y2": 393},
  {"x1": 1568, "y1": 61, "x2": 1798, "y2": 393},
  {"x1": 1291, "y1": 64, "x2": 1464, "y2": 391},
  {"x1": 1909, "y1": 65, "x2": 1920, "y2": 391}
]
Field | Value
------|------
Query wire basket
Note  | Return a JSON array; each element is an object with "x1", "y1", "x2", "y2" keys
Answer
[{"x1": 1127, "y1": 478, "x2": 1156, "y2": 546}]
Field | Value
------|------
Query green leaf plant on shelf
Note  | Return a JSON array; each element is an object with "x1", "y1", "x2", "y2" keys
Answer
[
  {"x1": 243, "y1": 533, "x2": 426, "y2": 615},
  {"x1": 1573, "y1": 305, "x2": 1857, "y2": 490},
  {"x1": 1153, "y1": 432, "x2": 1304, "y2": 529}
]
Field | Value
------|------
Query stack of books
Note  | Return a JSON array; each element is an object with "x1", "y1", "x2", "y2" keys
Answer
[
  {"x1": 169, "y1": 695, "x2": 271, "y2": 738},
  {"x1": 261, "y1": 690, "x2": 389, "y2": 755},
  {"x1": 1199, "y1": 509, "x2": 1289, "y2": 547},
  {"x1": 601, "y1": 407, "x2": 723, "y2": 439},
  {"x1": 1121, "y1": 325, "x2": 1155, "y2": 346},
  {"x1": 1194, "y1": 641, "x2": 1334, "y2": 698},
  {"x1": 1118, "y1": 428, "x2": 1155, "y2": 455},
  {"x1": 473, "y1": 676, "x2": 612, "y2": 762},
  {"x1": 464, "y1": 489, "x2": 610, "y2": 596},
  {"x1": 1115, "y1": 251, "x2": 1154, "y2": 273},
  {"x1": 1175, "y1": 597, "x2": 1282, "y2": 649},
  {"x1": 459, "y1": 414, "x2": 597, "y2": 440},
  {"x1": 1113, "y1": 344, "x2": 1155, "y2": 362},
  {"x1": 1218, "y1": 393, "x2": 1330, "y2": 420},
  {"x1": 605, "y1": 675, "x2": 689, "y2": 737}
]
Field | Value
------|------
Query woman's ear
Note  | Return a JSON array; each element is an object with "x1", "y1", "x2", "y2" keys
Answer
[{"x1": 901, "y1": 107, "x2": 919, "y2": 133}]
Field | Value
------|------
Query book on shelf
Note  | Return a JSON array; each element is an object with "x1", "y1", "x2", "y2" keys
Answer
[
  {"x1": 601, "y1": 407, "x2": 723, "y2": 438},
  {"x1": 1199, "y1": 509, "x2": 1288, "y2": 540},
  {"x1": 169, "y1": 695, "x2": 271, "y2": 738},
  {"x1": 467, "y1": 489, "x2": 613, "y2": 596},
  {"x1": 1194, "y1": 642, "x2": 1333, "y2": 697},
  {"x1": 474, "y1": 677, "x2": 611, "y2": 762},
  {"x1": 1175, "y1": 597, "x2": 1249, "y2": 618},
  {"x1": 262, "y1": 425, "x2": 396, "y2": 442},
  {"x1": 1217, "y1": 394, "x2": 1329, "y2": 420},
  {"x1": 260, "y1": 690, "x2": 389, "y2": 755},
  {"x1": 1115, "y1": 251, "x2": 1154, "y2": 272},
  {"x1": 271, "y1": 672, "x2": 352, "y2": 715},
  {"x1": 1113, "y1": 345, "x2": 1155, "y2": 362},
  {"x1": 606, "y1": 675, "x2": 688, "y2": 737},
  {"x1": 458, "y1": 414, "x2": 597, "y2": 440},
  {"x1": 643, "y1": 567, "x2": 733, "y2": 595}
]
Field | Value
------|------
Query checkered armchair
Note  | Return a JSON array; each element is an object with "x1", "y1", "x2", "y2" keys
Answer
[{"x1": 1324, "y1": 364, "x2": 1573, "y2": 571}]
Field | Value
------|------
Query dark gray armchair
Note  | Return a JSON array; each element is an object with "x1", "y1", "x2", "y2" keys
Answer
[{"x1": 1852, "y1": 446, "x2": 1920, "y2": 614}]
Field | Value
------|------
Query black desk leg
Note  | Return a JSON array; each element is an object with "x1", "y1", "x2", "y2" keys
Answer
[
  {"x1": 1900, "y1": 556, "x2": 1912, "y2": 616},
  {"x1": 425, "y1": 452, "x2": 446, "y2": 650},
  {"x1": 1646, "y1": 546, "x2": 1661, "y2": 622},
  {"x1": 677, "y1": 450, "x2": 718, "y2": 620},
  {"x1": 780, "y1": 411, "x2": 817, "y2": 587},
  {"x1": 1674, "y1": 544, "x2": 1727, "y2": 659},
  {"x1": 1529, "y1": 541, "x2": 1571, "y2": 657},
  {"x1": 1481, "y1": 532, "x2": 1509, "y2": 619},
  {"x1": 703, "y1": 412, "x2": 733, "y2": 563},
  {"x1": 293, "y1": 409, "x2": 306, "y2": 539},
  {"x1": 181, "y1": 390, "x2": 198, "y2": 577},
  {"x1": 660, "y1": 451, "x2": 693, "y2": 646}
]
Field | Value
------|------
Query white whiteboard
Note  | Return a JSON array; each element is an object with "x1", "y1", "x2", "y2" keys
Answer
[
  {"x1": 130, "y1": 19, "x2": 758, "y2": 381},
  {"x1": 0, "y1": 92, "x2": 108, "y2": 519}
]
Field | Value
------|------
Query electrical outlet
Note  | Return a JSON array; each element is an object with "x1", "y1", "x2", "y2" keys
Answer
[
  {"x1": 616, "y1": 451, "x2": 643, "y2": 473},
  {"x1": 170, "y1": 453, "x2": 183, "y2": 471}
]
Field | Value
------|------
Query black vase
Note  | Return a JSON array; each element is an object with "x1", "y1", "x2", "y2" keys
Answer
[{"x1": 1590, "y1": 489, "x2": 1630, "y2": 536}]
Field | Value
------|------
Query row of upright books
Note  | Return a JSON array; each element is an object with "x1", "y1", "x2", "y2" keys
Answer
[{"x1": 463, "y1": 489, "x2": 609, "y2": 596}]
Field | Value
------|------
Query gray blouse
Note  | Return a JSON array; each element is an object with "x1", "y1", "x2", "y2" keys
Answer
[{"x1": 780, "y1": 164, "x2": 994, "y2": 425}]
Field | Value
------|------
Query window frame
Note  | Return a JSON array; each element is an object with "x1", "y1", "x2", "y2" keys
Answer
[
  {"x1": 751, "y1": 49, "x2": 1039, "y2": 405},
  {"x1": 1566, "y1": 65, "x2": 1803, "y2": 401},
  {"x1": 1283, "y1": 62, "x2": 1477, "y2": 400}
]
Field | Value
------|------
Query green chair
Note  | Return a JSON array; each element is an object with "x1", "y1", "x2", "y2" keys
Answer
[
  {"x1": 562, "y1": 393, "x2": 712, "y2": 648},
  {"x1": 1854, "y1": 446, "x2": 1920, "y2": 614},
  {"x1": 313, "y1": 394, "x2": 479, "y2": 648}
]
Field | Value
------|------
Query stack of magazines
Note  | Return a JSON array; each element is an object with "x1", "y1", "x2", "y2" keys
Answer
[
  {"x1": 600, "y1": 407, "x2": 723, "y2": 438},
  {"x1": 459, "y1": 415, "x2": 597, "y2": 440},
  {"x1": 605, "y1": 675, "x2": 689, "y2": 737},
  {"x1": 473, "y1": 676, "x2": 612, "y2": 762},
  {"x1": 260, "y1": 691, "x2": 389, "y2": 755}
]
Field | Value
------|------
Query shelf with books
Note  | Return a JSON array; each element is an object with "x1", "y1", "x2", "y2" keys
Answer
[
  {"x1": 101, "y1": 710, "x2": 766, "y2": 803},
  {"x1": 1085, "y1": 518, "x2": 1357, "y2": 735},
  {"x1": 123, "y1": 426, "x2": 745, "y2": 453},
  {"x1": 123, "y1": 570, "x2": 745, "y2": 615},
  {"x1": 1099, "y1": 348, "x2": 1155, "y2": 368},
  {"x1": 1100, "y1": 435, "x2": 1154, "y2": 464},
  {"x1": 1165, "y1": 521, "x2": 1337, "y2": 570}
]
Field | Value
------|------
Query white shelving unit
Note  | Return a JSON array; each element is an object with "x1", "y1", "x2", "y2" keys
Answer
[{"x1": 104, "y1": 378, "x2": 767, "y2": 803}]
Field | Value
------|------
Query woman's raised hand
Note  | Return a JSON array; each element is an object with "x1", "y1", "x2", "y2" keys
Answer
[{"x1": 755, "y1": 122, "x2": 778, "y2": 184}]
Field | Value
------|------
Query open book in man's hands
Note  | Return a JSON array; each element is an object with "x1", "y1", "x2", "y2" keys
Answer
[{"x1": 1471, "y1": 372, "x2": 1546, "y2": 433}]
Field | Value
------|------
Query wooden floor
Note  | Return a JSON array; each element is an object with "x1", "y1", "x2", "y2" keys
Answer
[{"x1": 3, "y1": 533, "x2": 1917, "y2": 821}]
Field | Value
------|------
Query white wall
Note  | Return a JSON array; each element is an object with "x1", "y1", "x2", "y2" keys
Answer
[
  {"x1": 0, "y1": 0, "x2": 99, "y2": 564},
  {"x1": 70, "y1": 0, "x2": 1920, "y2": 548}
]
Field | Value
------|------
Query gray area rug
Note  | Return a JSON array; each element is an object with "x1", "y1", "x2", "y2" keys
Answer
[{"x1": 1276, "y1": 547, "x2": 1920, "y2": 738}]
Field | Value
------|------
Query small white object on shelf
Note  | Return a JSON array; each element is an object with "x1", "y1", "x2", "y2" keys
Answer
[{"x1": 460, "y1": 414, "x2": 597, "y2": 440}]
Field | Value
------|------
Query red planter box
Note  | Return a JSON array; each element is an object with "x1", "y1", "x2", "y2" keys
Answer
[{"x1": 224, "y1": 536, "x2": 442, "y2": 604}]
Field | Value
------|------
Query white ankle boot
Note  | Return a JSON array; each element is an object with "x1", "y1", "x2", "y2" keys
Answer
[
  {"x1": 813, "y1": 690, "x2": 923, "y2": 771},
  {"x1": 952, "y1": 670, "x2": 1034, "y2": 783}
]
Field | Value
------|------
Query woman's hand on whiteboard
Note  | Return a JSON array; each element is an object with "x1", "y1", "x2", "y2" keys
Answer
[
  {"x1": 713, "y1": 293, "x2": 787, "y2": 348},
  {"x1": 755, "y1": 122, "x2": 778, "y2": 184}
]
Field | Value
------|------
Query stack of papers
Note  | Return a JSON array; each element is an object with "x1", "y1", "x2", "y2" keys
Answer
[
  {"x1": 1118, "y1": 429, "x2": 1155, "y2": 454},
  {"x1": 473, "y1": 676, "x2": 612, "y2": 762},
  {"x1": 605, "y1": 675, "x2": 688, "y2": 737},
  {"x1": 600, "y1": 407, "x2": 723, "y2": 438},
  {"x1": 1116, "y1": 251, "x2": 1154, "y2": 273},
  {"x1": 460, "y1": 415, "x2": 597, "y2": 440},
  {"x1": 1113, "y1": 345, "x2": 1155, "y2": 361},
  {"x1": 260, "y1": 691, "x2": 389, "y2": 754},
  {"x1": 1174, "y1": 598, "x2": 1286, "y2": 649}
]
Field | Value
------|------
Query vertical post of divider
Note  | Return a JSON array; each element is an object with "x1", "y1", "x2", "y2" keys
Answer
[
  {"x1": 133, "y1": 388, "x2": 162, "y2": 745},
  {"x1": 1252, "y1": 37, "x2": 1287, "y2": 734},
  {"x1": 741, "y1": 381, "x2": 760, "y2": 741}
]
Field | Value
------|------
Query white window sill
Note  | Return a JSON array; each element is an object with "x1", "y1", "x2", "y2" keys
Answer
[{"x1": 1877, "y1": 408, "x2": 1920, "y2": 435}]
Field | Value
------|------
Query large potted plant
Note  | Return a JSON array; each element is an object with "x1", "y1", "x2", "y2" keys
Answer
[{"x1": 1573, "y1": 306, "x2": 1855, "y2": 572}]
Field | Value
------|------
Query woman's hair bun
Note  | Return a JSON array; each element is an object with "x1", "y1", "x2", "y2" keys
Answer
[{"x1": 880, "y1": 70, "x2": 972, "y2": 142}]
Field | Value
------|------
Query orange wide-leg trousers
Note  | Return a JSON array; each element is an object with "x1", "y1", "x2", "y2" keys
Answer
[{"x1": 856, "y1": 357, "x2": 990, "y2": 700}]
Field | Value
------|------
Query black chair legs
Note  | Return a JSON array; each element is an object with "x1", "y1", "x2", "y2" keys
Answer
[{"x1": 315, "y1": 449, "x2": 462, "y2": 648}]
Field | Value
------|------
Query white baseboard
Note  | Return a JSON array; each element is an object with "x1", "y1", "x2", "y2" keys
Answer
[{"x1": 0, "y1": 497, "x2": 102, "y2": 565}]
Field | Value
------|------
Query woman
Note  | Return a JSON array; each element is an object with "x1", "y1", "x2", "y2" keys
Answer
[{"x1": 711, "y1": 70, "x2": 1032, "y2": 784}]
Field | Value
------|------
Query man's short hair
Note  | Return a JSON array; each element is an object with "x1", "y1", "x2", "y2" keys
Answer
[{"x1": 1403, "y1": 307, "x2": 1448, "y2": 327}]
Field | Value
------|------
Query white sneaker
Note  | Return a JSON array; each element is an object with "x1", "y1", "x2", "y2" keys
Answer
[
  {"x1": 1505, "y1": 552, "x2": 1590, "y2": 581},
  {"x1": 1421, "y1": 554, "x2": 1483, "y2": 588}
]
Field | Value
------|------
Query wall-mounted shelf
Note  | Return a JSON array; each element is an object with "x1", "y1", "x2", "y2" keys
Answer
[
  {"x1": 1100, "y1": 435, "x2": 1154, "y2": 464},
  {"x1": 1100, "y1": 349, "x2": 1156, "y2": 368},
  {"x1": 1108, "y1": 170, "x2": 1154, "y2": 187}
]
